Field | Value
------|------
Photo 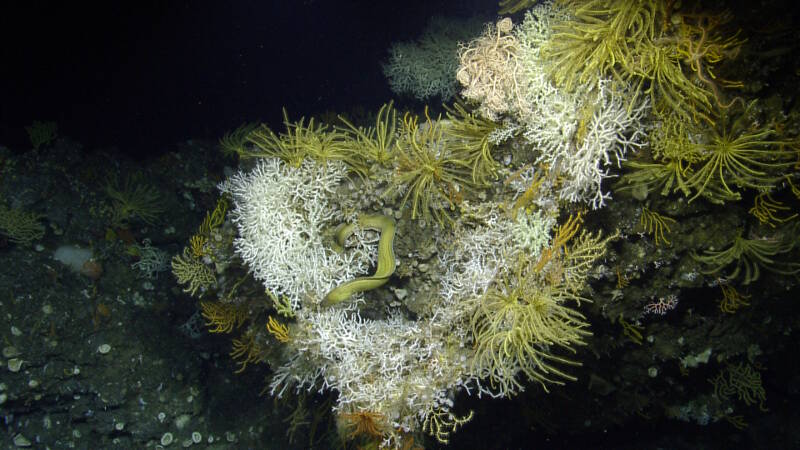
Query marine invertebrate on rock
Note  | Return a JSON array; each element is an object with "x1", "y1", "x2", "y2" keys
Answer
[
  {"x1": 498, "y1": 0, "x2": 538, "y2": 15},
  {"x1": 339, "y1": 410, "x2": 387, "y2": 441},
  {"x1": 709, "y1": 362, "x2": 767, "y2": 411},
  {"x1": 383, "y1": 17, "x2": 482, "y2": 101},
  {"x1": 748, "y1": 192, "x2": 797, "y2": 227},
  {"x1": 467, "y1": 218, "x2": 615, "y2": 395},
  {"x1": 639, "y1": 205, "x2": 676, "y2": 246},
  {"x1": 543, "y1": 0, "x2": 665, "y2": 94},
  {"x1": 104, "y1": 172, "x2": 164, "y2": 226},
  {"x1": 421, "y1": 407, "x2": 474, "y2": 444},
  {"x1": 25, "y1": 120, "x2": 58, "y2": 151},
  {"x1": 717, "y1": 281, "x2": 750, "y2": 314},
  {"x1": 621, "y1": 101, "x2": 798, "y2": 204},
  {"x1": 385, "y1": 109, "x2": 477, "y2": 226},
  {"x1": 171, "y1": 248, "x2": 216, "y2": 296},
  {"x1": 443, "y1": 103, "x2": 501, "y2": 185},
  {"x1": 0, "y1": 204, "x2": 45, "y2": 245},
  {"x1": 218, "y1": 122, "x2": 259, "y2": 158},
  {"x1": 692, "y1": 231, "x2": 800, "y2": 284},
  {"x1": 243, "y1": 111, "x2": 369, "y2": 177},
  {"x1": 266, "y1": 315, "x2": 290, "y2": 343},
  {"x1": 230, "y1": 332, "x2": 264, "y2": 374},
  {"x1": 200, "y1": 301, "x2": 247, "y2": 334},
  {"x1": 543, "y1": 1, "x2": 744, "y2": 123},
  {"x1": 456, "y1": 17, "x2": 522, "y2": 120},
  {"x1": 685, "y1": 101, "x2": 797, "y2": 203},
  {"x1": 336, "y1": 101, "x2": 398, "y2": 167}
]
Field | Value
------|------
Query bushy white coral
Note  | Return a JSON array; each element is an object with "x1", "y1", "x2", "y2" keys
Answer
[
  {"x1": 438, "y1": 203, "x2": 554, "y2": 308},
  {"x1": 219, "y1": 158, "x2": 375, "y2": 308},
  {"x1": 270, "y1": 306, "x2": 474, "y2": 438},
  {"x1": 514, "y1": 4, "x2": 648, "y2": 208},
  {"x1": 456, "y1": 2, "x2": 648, "y2": 209}
]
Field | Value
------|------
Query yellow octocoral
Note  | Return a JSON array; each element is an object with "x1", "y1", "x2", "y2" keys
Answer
[
  {"x1": 266, "y1": 316, "x2": 290, "y2": 343},
  {"x1": 0, "y1": 204, "x2": 45, "y2": 246},
  {"x1": 421, "y1": 407, "x2": 474, "y2": 444},
  {"x1": 171, "y1": 248, "x2": 216, "y2": 296},
  {"x1": 200, "y1": 301, "x2": 247, "y2": 333},
  {"x1": 197, "y1": 197, "x2": 228, "y2": 237},
  {"x1": 230, "y1": 332, "x2": 263, "y2": 374}
]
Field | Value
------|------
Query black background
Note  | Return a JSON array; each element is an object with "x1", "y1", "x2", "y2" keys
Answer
[{"x1": 0, "y1": 0, "x2": 494, "y2": 157}]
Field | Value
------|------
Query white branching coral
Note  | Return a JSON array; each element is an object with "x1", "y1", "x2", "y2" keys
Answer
[
  {"x1": 438, "y1": 203, "x2": 555, "y2": 310},
  {"x1": 208, "y1": 6, "x2": 631, "y2": 446},
  {"x1": 457, "y1": 3, "x2": 648, "y2": 209},
  {"x1": 530, "y1": 79, "x2": 648, "y2": 208},
  {"x1": 220, "y1": 158, "x2": 376, "y2": 308},
  {"x1": 514, "y1": 4, "x2": 648, "y2": 208},
  {"x1": 270, "y1": 306, "x2": 474, "y2": 439}
]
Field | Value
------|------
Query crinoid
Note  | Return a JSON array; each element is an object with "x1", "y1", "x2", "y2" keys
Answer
[
  {"x1": 386, "y1": 108, "x2": 478, "y2": 226},
  {"x1": 104, "y1": 171, "x2": 164, "y2": 226},
  {"x1": 692, "y1": 231, "x2": 800, "y2": 284},
  {"x1": 443, "y1": 103, "x2": 501, "y2": 186},
  {"x1": 686, "y1": 101, "x2": 797, "y2": 203},
  {"x1": 468, "y1": 217, "x2": 615, "y2": 395},
  {"x1": 243, "y1": 110, "x2": 369, "y2": 176},
  {"x1": 336, "y1": 101, "x2": 398, "y2": 168},
  {"x1": 339, "y1": 410, "x2": 386, "y2": 441}
]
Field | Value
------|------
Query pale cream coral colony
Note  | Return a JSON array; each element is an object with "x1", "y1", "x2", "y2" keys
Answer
[{"x1": 170, "y1": 1, "x2": 789, "y2": 447}]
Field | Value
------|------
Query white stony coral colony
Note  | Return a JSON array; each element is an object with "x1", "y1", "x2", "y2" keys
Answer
[
  {"x1": 221, "y1": 158, "x2": 473, "y2": 442},
  {"x1": 219, "y1": 158, "x2": 375, "y2": 308},
  {"x1": 269, "y1": 307, "x2": 472, "y2": 437},
  {"x1": 458, "y1": 4, "x2": 647, "y2": 209}
]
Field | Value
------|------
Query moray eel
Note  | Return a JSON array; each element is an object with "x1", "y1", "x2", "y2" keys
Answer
[{"x1": 323, "y1": 214, "x2": 396, "y2": 306}]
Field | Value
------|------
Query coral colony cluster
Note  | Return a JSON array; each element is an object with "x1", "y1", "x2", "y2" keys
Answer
[{"x1": 170, "y1": 1, "x2": 798, "y2": 447}]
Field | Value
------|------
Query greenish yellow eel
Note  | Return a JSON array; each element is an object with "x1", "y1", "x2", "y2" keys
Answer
[{"x1": 323, "y1": 214, "x2": 396, "y2": 306}]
